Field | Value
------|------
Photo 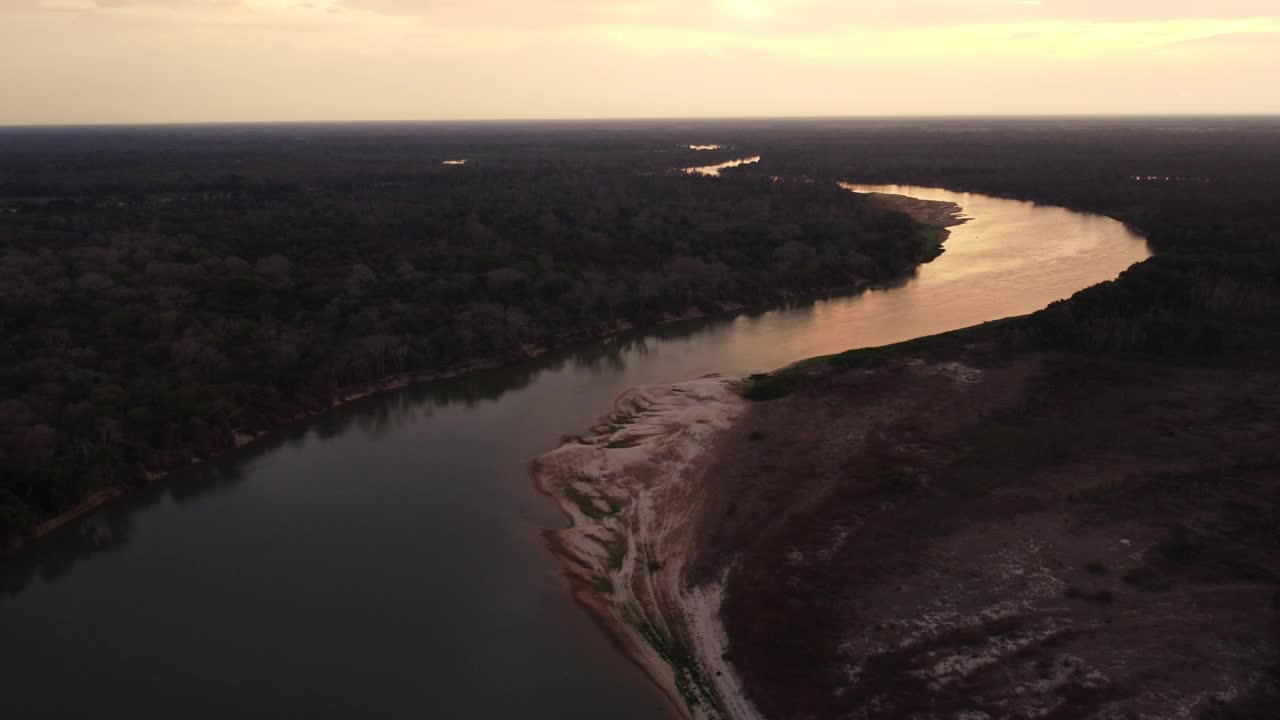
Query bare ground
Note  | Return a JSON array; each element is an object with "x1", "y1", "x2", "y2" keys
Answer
[{"x1": 692, "y1": 347, "x2": 1280, "y2": 719}]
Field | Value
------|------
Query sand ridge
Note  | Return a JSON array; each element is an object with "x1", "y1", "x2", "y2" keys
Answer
[{"x1": 532, "y1": 376, "x2": 763, "y2": 720}]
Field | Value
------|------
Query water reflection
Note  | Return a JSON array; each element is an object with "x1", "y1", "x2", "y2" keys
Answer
[
  {"x1": 0, "y1": 314, "x2": 731, "y2": 597},
  {"x1": 682, "y1": 155, "x2": 761, "y2": 177}
]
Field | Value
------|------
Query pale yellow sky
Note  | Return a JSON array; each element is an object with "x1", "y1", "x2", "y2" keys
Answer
[{"x1": 1, "y1": 0, "x2": 1277, "y2": 124}]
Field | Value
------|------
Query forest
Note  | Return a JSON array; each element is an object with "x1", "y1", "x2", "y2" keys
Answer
[
  {"x1": 2, "y1": 118, "x2": 1278, "y2": 550},
  {"x1": 0, "y1": 125, "x2": 939, "y2": 546}
]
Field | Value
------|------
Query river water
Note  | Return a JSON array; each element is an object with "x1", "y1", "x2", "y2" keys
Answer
[
  {"x1": 683, "y1": 155, "x2": 761, "y2": 176},
  {"x1": 0, "y1": 185, "x2": 1148, "y2": 719}
]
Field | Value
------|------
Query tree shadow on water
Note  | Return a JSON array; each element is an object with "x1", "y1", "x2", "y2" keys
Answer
[{"x1": 0, "y1": 305, "x2": 788, "y2": 600}]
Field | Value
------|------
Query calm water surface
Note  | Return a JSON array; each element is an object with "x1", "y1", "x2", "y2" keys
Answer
[
  {"x1": 0, "y1": 186, "x2": 1148, "y2": 719},
  {"x1": 683, "y1": 155, "x2": 761, "y2": 176}
]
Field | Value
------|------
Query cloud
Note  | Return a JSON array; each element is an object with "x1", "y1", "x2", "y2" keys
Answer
[
  {"x1": 2, "y1": 0, "x2": 1277, "y2": 122},
  {"x1": 94, "y1": 0, "x2": 241, "y2": 5},
  {"x1": 335, "y1": 1, "x2": 1280, "y2": 31},
  {"x1": 1169, "y1": 30, "x2": 1280, "y2": 48},
  {"x1": 0, "y1": 0, "x2": 77, "y2": 11},
  {"x1": 1, "y1": 0, "x2": 245, "y2": 11}
]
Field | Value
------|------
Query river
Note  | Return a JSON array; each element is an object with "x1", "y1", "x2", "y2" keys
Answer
[
  {"x1": 683, "y1": 155, "x2": 761, "y2": 177},
  {"x1": 0, "y1": 185, "x2": 1148, "y2": 719}
]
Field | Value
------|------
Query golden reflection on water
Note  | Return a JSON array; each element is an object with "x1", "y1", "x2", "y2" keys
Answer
[
  {"x1": 700, "y1": 183, "x2": 1152, "y2": 368},
  {"x1": 682, "y1": 155, "x2": 761, "y2": 176}
]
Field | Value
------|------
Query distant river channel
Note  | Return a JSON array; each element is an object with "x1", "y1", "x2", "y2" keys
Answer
[{"x1": 0, "y1": 184, "x2": 1149, "y2": 719}]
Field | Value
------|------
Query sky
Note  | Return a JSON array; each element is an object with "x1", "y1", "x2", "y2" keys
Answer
[{"x1": 1, "y1": 0, "x2": 1277, "y2": 124}]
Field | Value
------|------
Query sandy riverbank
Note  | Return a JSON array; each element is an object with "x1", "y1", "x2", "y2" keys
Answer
[
  {"x1": 851, "y1": 188, "x2": 968, "y2": 231},
  {"x1": 532, "y1": 377, "x2": 764, "y2": 720}
]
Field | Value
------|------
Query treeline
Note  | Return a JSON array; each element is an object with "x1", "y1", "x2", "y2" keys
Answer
[{"x1": 0, "y1": 140, "x2": 936, "y2": 544}]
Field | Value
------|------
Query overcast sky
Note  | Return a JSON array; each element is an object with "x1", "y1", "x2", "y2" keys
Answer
[{"x1": 2, "y1": 0, "x2": 1277, "y2": 124}]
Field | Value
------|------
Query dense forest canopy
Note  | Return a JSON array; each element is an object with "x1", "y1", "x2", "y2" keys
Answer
[
  {"x1": 0, "y1": 124, "x2": 943, "y2": 544},
  {"x1": 2, "y1": 117, "x2": 1278, "y2": 548}
]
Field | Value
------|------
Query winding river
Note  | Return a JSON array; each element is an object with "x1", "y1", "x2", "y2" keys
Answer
[{"x1": 0, "y1": 185, "x2": 1148, "y2": 719}]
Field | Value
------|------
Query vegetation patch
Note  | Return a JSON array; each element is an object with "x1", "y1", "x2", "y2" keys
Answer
[
  {"x1": 564, "y1": 485, "x2": 617, "y2": 520},
  {"x1": 740, "y1": 333, "x2": 956, "y2": 401},
  {"x1": 741, "y1": 372, "x2": 804, "y2": 401},
  {"x1": 591, "y1": 574, "x2": 613, "y2": 594},
  {"x1": 604, "y1": 536, "x2": 628, "y2": 572},
  {"x1": 917, "y1": 227, "x2": 948, "y2": 262},
  {"x1": 622, "y1": 605, "x2": 725, "y2": 715},
  {"x1": 1065, "y1": 585, "x2": 1115, "y2": 604},
  {"x1": 1122, "y1": 566, "x2": 1173, "y2": 592}
]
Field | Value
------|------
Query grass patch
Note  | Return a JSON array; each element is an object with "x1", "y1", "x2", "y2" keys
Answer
[
  {"x1": 605, "y1": 438, "x2": 640, "y2": 449},
  {"x1": 917, "y1": 227, "x2": 947, "y2": 262},
  {"x1": 959, "y1": 412, "x2": 1093, "y2": 475},
  {"x1": 1157, "y1": 525, "x2": 1204, "y2": 565},
  {"x1": 1065, "y1": 585, "x2": 1115, "y2": 604},
  {"x1": 604, "y1": 537, "x2": 627, "y2": 572},
  {"x1": 1122, "y1": 565, "x2": 1172, "y2": 592},
  {"x1": 603, "y1": 494, "x2": 624, "y2": 515},
  {"x1": 564, "y1": 485, "x2": 617, "y2": 520},
  {"x1": 740, "y1": 332, "x2": 954, "y2": 401},
  {"x1": 741, "y1": 372, "x2": 802, "y2": 401},
  {"x1": 591, "y1": 574, "x2": 613, "y2": 594},
  {"x1": 1082, "y1": 561, "x2": 1110, "y2": 575},
  {"x1": 880, "y1": 465, "x2": 920, "y2": 494},
  {"x1": 622, "y1": 605, "x2": 724, "y2": 714}
]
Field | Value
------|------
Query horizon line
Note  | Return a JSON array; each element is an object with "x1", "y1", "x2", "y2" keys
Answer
[{"x1": 3, "y1": 112, "x2": 1280, "y2": 130}]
